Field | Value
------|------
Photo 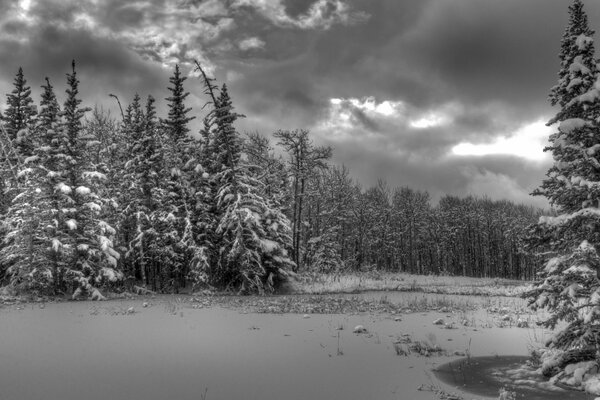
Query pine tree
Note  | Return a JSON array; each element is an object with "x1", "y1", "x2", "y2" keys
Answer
[
  {"x1": 121, "y1": 94, "x2": 173, "y2": 290},
  {"x1": 164, "y1": 64, "x2": 195, "y2": 142},
  {"x1": 211, "y1": 85, "x2": 294, "y2": 293},
  {"x1": 526, "y1": 0, "x2": 600, "y2": 381},
  {"x1": 36, "y1": 77, "x2": 71, "y2": 292},
  {"x1": 3, "y1": 67, "x2": 37, "y2": 156},
  {"x1": 549, "y1": 0, "x2": 597, "y2": 110},
  {"x1": 61, "y1": 61, "x2": 121, "y2": 298},
  {"x1": 0, "y1": 78, "x2": 67, "y2": 293}
]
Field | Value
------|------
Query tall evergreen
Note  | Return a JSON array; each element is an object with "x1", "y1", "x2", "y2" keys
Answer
[
  {"x1": 526, "y1": 0, "x2": 600, "y2": 381},
  {"x1": 549, "y1": 0, "x2": 597, "y2": 110},
  {"x1": 164, "y1": 64, "x2": 195, "y2": 142},
  {"x1": 122, "y1": 94, "x2": 172, "y2": 290},
  {"x1": 3, "y1": 67, "x2": 37, "y2": 155},
  {"x1": 210, "y1": 84, "x2": 294, "y2": 293},
  {"x1": 36, "y1": 78, "x2": 70, "y2": 292},
  {"x1": 0, "y1": 78, "x2": 67, "y2": 293},
  {"x1": 38, "y1": 78, "x2": 60, "y2": 130},
  {"x1": 61, "y1": 61, "x2": 121, "y2": 296}
]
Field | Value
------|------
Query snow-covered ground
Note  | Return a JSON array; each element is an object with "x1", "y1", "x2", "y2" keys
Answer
[{"x1": 0, "y1": 291, "x2": 580, "y2": 400}]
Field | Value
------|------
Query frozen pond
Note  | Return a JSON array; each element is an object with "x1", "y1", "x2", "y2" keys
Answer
[
  {"x1": 0, "y1": 295, "x2": 568, "y2": 400},
  {"x1": 435, "y1": 356, "x2": 594, "y2": 399}
]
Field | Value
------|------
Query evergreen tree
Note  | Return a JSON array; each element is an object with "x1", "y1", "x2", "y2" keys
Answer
[
  {"x1": 3, "y1": 67, "x2": 37, "y2": 156},
  {"x1": 36, "y1": 77, "x2": 71, "y2": 292},
  {"x1": 526, "y1": 0, "x2": 600, "y2": 381},
  {"x1": 549, "y1": 0, "x2": 597, "y2": 110},
  {"x1": 61, "y1": 61, "x2": 121, "y2": 297},
  {"x1": 122, "y1": 94, "x2": 173, "y2": 290},
  {"x1": 210, "y1": 85, "x2": 294, "y2": 293},
  {"x1": 164, "y1": 64, "x2": 195, "y2": 142},
  {"x1": 0, "y1": 78, "x2": 68, "y2": 293}
]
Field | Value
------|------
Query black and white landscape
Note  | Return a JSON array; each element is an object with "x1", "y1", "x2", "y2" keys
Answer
[{"x1": 2, "y1": 1, "x2": 600, "y2": 399}]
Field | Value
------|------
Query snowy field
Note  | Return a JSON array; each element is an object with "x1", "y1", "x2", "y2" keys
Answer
[{"x1": 0, "y1": 288, "x2": 589, "y2": 400}]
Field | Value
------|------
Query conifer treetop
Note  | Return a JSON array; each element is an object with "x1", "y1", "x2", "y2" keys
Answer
[
  {"x1": 3, "y1": 66, "x2": 37, "y2": 140},
  {"x1": 165, "y1": 64, "x2": 195, "y2": 142},
  {"x1": 63, "y1": 61, "x2": 90, "y2": 145},
  {"x1": 549, "y1": 0, "x2": 597, "y2": 111},
  {"x1": 38, "y1": 77, "x2": 60, "y2": 130}
]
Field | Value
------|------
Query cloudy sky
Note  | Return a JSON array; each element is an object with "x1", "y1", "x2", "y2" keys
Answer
[{"x1": 1, "y1": 0, "x2": 598, "y2": 207}]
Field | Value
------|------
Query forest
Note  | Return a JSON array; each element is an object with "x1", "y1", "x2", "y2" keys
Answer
[{"x1": 0, "y1": 60, "x2": 544, "y2": 297}]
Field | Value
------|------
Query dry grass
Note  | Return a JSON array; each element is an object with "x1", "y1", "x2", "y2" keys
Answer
[{"x1": 293, "y1": 271, "x2": 530, "y2": 297}]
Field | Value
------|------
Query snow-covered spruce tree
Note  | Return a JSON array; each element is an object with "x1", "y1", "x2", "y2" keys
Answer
[
  {"x1": 61, "y1": 61, "x2": 120, "y2": 298},
  {"x1": 525, "y1": 0, "x2": 600, "y2": 389},
  {"x1": 164, "y1": 64, "x2": 195, "y2": 142},
  {"x1": 0, "y1": 165, "x2": 50, "y2": 292},
  {"x1": 0, "y1": 77, "x2": 68, "y2": 293},
  {"x1": 211, "y1": 84, "x2": 294, "y2": 293},
  {"x1": 0, "y1": 67, "x2": 37, "y2": 217},
  {"x1": 3, "y1": 67, "x2": 37, "y2": 157},
  {"x1": 34, "y1": 77, "x2": 71, "y2": 292},
  {"x1": 158, "y1": 64, "x2": 197, "y2": 292},
  {"x1": 122, "y1": 94, "x2": 175, "y2": 291}
]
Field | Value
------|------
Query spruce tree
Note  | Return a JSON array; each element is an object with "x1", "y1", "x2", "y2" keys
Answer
[
  {"x1": 159, "y1": 65, "x2": 197, "y2": 291},
  {"x1": 526, "y1": 0, "x2": 600, "y2": 384},
  {"x1": 164, "y1": 64, "x2": 195, "y2": 142},
  {"x1": 36, "y1": 77, "x2": 71, "y2": 292},
  {"x1": 61, "y1": 61, "x2": 121, "y2": 297},
  {"x1": 0, "y1": 78, "x2": 67, "y2": 293},
  {"x1": 3, "y1": 67, "x2": 37, "y2": 156},
  {"x1": 122, "y1": 94, "x2": 171, "y2": 290},
  {"x1": 211, "y1": 84, "x2": 294, "y2": 293}
]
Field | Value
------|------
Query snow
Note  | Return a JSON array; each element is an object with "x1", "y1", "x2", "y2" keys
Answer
[
  {"x1": 51, "y1": 239, "x2": 61, "y2": 252},
  {"x1": 571, "y1": 176, "x2": 600, "y2": 189},
  {"x1": 23, "y1": 155, "x2": 38, "y2": 164},
  {"x1": 97, "y1": 267, "x2": 123, "y2": 282},
  {"x1": 82, "y1": 171, "x2": 107, "y2": 180},
  {"x1": 56, "y1": 182, "x2": 72, "y2": 194},
  {"x1": 569, "y1": 56, "x2": 591, "y2": 74},
  {"x1": 559, "y1": 118, "x2": 591, "y2": 133},
  {"x1": 75, "y1": 186, "x2": 91, "y2": 196},
  {"x1": 99, "y1": 235, "x2": 113, "y2": 252},
  {"x1": 584, "y1": 376, "x2": 600, "y2": 395},
  {"x1": 84, "y1": 202, "x2": 101, "y2": 212},
  {"x1": 65, "y1": 219, "x2": 77, "y2": 230},
  {"x1": 583, "y1": 306, "x2": 600, "y2": 324},
  {"x1": 576, "y1": 34, "x2": 594, "y2": 50},
  {"x1": 544, "y1": 256, "x2": 564, "y2": 273},
  {"x1": 561, "y1": 283, "x2": 581, "y2": 298},
  {"x1": 260, "y1": 239, "x2": 279, "y2": 253},
  {"x1": 564, "y1": 361, "x2": 597, "y2": 387},
  {"x1": 98, "y1": 221, "x2": 116, "y2": 236},
  {"x1": 539, "y1": 208, "x2": 600, "y2": 226},
  {"x1": 588, "y1": 144, "x2": 600, "y2": 155},
  {"x1": 568, "y1": 76, "x2": 600, "y2": 107},
  {"x1": 17, "y1": 167, "x2": 33, "y2": 177},
  {"x1": 566, "y1": 77, "x2": 583, "y2": 91},
  {"x1": 578, "y1": 240, "x2": 595, "y2": 252}
]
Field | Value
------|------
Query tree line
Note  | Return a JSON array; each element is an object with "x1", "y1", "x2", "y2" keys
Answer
[{"x1": 0, "y1": 61, "x2": 543, "y2": 297}]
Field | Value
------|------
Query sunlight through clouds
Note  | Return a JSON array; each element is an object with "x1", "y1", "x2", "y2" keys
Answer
[{"x1": 452, "y1": 120, "x2": 552, "y2": 161}]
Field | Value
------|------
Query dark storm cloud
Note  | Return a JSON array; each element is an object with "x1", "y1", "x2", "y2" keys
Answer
[{"x1": 0, "y1": 0, "x2": 593, "y2": 206}]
